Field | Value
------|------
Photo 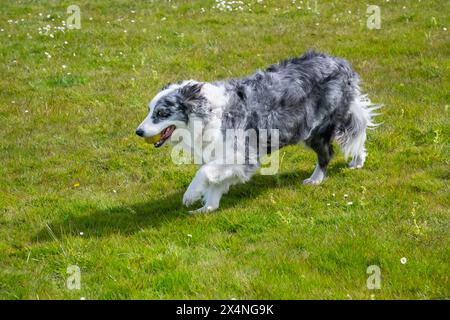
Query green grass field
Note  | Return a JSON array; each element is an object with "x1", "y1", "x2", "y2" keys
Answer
[{"x1": 0, "y1": 0, "x2": 449, "y2": 299}]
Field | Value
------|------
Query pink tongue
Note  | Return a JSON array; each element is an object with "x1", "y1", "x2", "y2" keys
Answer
[{"x1": 161, "y1": 126, "x2": 174, "y2": 139}]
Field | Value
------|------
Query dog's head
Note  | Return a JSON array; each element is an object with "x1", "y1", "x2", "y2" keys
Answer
[{"x1": 135, "y1": 81, "x2": 205, "y2": 147}]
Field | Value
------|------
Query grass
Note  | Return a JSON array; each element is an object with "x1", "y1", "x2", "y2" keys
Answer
[{"x1": 0, "y1": 0, "x2": 449, "y2": 299}]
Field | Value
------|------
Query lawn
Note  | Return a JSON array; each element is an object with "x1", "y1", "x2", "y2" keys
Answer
[{"x1": 0, "y1": 0, "x2": 449, "y2": 299}]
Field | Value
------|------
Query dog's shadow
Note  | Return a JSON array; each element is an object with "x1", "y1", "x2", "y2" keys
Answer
[{"x1": 34, "y1": 165, "x2": 346, "y2": 242}]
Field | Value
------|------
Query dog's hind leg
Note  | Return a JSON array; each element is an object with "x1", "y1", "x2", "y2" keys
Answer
[
  {"x1": 348, "y1": 144, "x2": 367, "y2": 169},
  {"x1": 303, "y1": 130, "x2": 334, "y2": 185}
]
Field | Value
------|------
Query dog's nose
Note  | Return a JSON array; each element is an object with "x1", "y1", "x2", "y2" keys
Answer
[{"x1": 135, "y1": 128, "x2": 144, "y2": 137}]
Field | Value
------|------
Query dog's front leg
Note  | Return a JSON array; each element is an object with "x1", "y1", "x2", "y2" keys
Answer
[
  {"x1": 183, "y1": 169, "x2": 207, "y2": 207},
  {"x1": 189, "y1": 183, "x2": 229, "y2": 214},
  {"x1": 186, "y1": 163, "x2": 231, "y2": 214},
  {"x1": 187, "y1": 164, "x2": 258, "y2": 214}
]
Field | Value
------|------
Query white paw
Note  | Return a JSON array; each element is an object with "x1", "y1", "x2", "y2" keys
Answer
[
  {"x1": 303, "y1": 178, "x2": 322, "y2": 185},
  {"x1": 182, "y1": 189, "x2": 202, "y2": 207},
  {"x1": 349, "y1": 154, "x2": 366, "y2": 169},
  {"x1": 188, "y1": 205, "x2": 218, "y2": 214},
  {"x1": 348, "y1": 162, "x2": 364, "y2": 169}
]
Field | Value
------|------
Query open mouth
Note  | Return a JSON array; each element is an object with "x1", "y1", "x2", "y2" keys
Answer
[{"x1": 153, "y1": 125, "x2": 176, "y2": 148}]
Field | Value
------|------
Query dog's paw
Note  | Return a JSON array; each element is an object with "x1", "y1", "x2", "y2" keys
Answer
[
  {"x1": 182, "y1": 189, "x2": 202, "y2": 207},
  {"x1": 188, "y1": 205, "x2": 218, "y2": 214},
  {"x1": 303, "y1": 177, "x2": 323, "y2": 185},
  {"x1": 348, "y1": 155, "x2": 366, "y2": 169},
  {"x1": 348, "y1": 161, "x2": 364, "y2": 169},
  {"x1": 348, "y1": 163, "x2": 364, "y2": 170}
]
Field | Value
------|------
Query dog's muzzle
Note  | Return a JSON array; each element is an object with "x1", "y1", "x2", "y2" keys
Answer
[{"x1": 136, "y1": 125, "x2": 176, "y2": 148}]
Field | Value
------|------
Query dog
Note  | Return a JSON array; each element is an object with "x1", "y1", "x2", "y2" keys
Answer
[{"x1": 136, "y1": 50, "x2": 379, "y2": 213}]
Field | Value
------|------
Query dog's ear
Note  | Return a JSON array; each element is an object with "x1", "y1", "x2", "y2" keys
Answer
[
  {"x1": 178, "y1": 83, "x2": 204, "y2": 112},
  {"x1": 179, "y1": 82, "x2": 203, "y2": 101}
]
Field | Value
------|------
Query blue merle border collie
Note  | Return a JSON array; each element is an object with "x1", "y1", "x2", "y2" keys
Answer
[{"x1": 136, "y1": 51, "x2": 380, "y2": 213}]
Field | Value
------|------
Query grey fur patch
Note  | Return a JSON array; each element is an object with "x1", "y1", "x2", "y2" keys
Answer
[
  {"x1": 218, "y1": 50, "x2": 361, "y2": 152},
  {"x1": 151, "y1": 82, "x2": 206, "y2": 124}
]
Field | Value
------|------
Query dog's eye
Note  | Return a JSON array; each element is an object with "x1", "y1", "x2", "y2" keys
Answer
[{"x1": 157, "y1": 110, "x2": 170, "y2": 118}]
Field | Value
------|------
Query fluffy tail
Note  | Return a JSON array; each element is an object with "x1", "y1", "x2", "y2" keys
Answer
[{"x1": 336, "y1": 93, "x2": 381, "y2": 165}]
